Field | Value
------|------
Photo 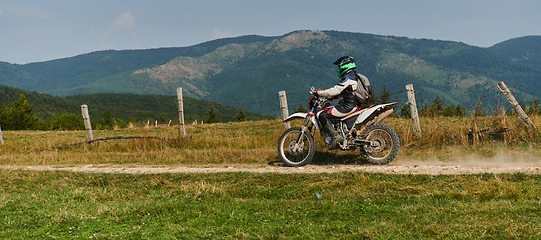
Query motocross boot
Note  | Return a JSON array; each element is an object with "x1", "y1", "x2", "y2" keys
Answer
[
  {"x1": 328, "y1": 130, "x2": 344, "y2": 150},
  {"x1": 322, "y1": 118, "x2": 344, "y2": 150}
]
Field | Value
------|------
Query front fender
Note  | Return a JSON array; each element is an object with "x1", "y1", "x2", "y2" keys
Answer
[
  {"x1": 283, "y1": 112, "x2": 308, "y2": 122},
  {"x1": 283, "y1": 113, "x2": 321, "y2": 130}
]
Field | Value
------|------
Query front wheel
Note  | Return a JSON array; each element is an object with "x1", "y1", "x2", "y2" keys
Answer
[
  {"x1": 278, "y1": 127, "x2": 315, "y2": 167},
  {"x1": 359, "y1": 123, "x2": 400, "y2": 165}
]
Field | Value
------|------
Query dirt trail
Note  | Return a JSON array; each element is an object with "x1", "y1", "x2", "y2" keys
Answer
[{"x1": 2, "y1": 157, "x2": 540, "y2": 175}]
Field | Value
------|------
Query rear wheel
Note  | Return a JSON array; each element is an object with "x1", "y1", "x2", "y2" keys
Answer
[
  {"x1": 359, "y1": 123, "x2": 400, "y2": 165},
  {"x1": 278, "y1": 127, "x2": 315, "y2": 167}
]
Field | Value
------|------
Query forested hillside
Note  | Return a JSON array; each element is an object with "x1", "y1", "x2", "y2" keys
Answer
[
  {"x1": 0, "y1": 35, "x2": 273, "y2": 94},
  {"x1": 488, "y1": 36, "x2": 541, "y2": 72},
  {"x1": 0, "y1": 84, "x2": 272, "y2": 130},
  {"x1": 1, "y1": 31, "x2": 540, "y2": 115}
]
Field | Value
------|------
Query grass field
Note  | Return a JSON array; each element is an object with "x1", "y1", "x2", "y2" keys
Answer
[
  {"x1": 0, "y1": 171, "x2": 541, "y2": 239},
  {"x1": 1, "y1": 170, "x2": 540, "y2": 239},
  {"x1": 1, "y1": 115, "x2": 540, "y2": 166},
  {"x1": 1, "y1": 115, "x2": 541, "y2": 238}
]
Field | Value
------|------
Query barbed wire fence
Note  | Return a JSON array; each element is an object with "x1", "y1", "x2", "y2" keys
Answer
[{"x1": 0, "y1": 82, "x2": 538, "y2": 146}]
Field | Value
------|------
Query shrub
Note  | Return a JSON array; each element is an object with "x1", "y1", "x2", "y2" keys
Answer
[{"x1": 50, "y1": 113, "x2": 85, "y2": 130}]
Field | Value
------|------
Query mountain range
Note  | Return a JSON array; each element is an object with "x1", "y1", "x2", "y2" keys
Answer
[{"x1": 1, "y1": 30, "x2": 540, "y2": 115}]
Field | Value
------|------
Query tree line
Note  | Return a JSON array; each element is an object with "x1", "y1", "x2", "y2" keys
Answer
[
  {"x1": 0, "y1": 94, "x2": 262, "y2": 131},
  {"x1": 3, "y1": 89, "x2": 541, "y2": 131}
]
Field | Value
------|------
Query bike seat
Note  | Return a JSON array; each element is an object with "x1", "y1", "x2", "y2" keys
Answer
[{"x1": 339, "y1": 106, "x2": 366, "y2": 121}]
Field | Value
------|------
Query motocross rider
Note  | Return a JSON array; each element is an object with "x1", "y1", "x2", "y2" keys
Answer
[{"x1": 313, "y1": 56, "x2": 368, "y2": 150}]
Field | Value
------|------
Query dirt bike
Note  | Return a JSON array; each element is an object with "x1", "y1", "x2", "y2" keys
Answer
[{"x1": 278, "y1": 89, "x2": 400, "y2": 167}]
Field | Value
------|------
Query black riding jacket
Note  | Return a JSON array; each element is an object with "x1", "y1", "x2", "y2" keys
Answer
[{"x1": 317, "y1": 73, "x2": 358, "y2": 113}]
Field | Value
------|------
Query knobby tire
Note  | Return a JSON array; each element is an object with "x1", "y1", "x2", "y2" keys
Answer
[
  {"x1": 359, "y1": 123, "x2": 400, "y2": 165},
  {"x1": 278, "y1": 127, "x2": 315, "y2": 167}
]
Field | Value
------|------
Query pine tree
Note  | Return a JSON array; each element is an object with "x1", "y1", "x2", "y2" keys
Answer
[
  {"x1": 419, "y1": 102, "x2": 430, "y2": 117},
  {"x1": 442, "y1": 104, "x2": 456, "y2": 117},
  {"x1": 102, "y1": 110, "x2": 114, "y2": 129},
  {"x1": 4, "y1": 94, "x2": 40, "y2": 130},
  {"x1": 158, "y1": 112, "x2": 168, "y2": 124},
  {"x1": 527, "y1": 99, "x2": 540, "y2": 115},
  {"x1": 293, "y1": 105, "x2": 307, "y2": 113},
  {"x1": 473, "y1": 103, "x2": 485, "y2": 117},
  {"x1": 430, "y1": 96, "x2": 444, "y2": 117},
  {"x1": 206, "y1": 106, "x2": 219, "y2": 123},
  {"x1": 399, "y1": 104, "x2": 411, "y2": 118},
  {"x1": 377, "y1": 86, "x2": 391, "y2": 104},
  {"x1": 235, "y1": 108, "x2": 248, "y2": 122},
  {"x1": 0, "y1": 103, "x2": 8, "y2": 127},
  {"x1": 455, "y1": 104, "x2": 465, "y2": 117},
  {"x1": 367, "y1": 86, "x2": 376, "y2": 105}
]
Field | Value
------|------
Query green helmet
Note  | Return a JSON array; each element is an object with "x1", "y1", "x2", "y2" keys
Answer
[{"x1": 333, "y1": 56, "x2": 356, "y2": 78}]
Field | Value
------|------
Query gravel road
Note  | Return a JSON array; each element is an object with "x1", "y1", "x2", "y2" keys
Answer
[{"x1": 2, "y1": 158, "x2": 540, "y2": 175}]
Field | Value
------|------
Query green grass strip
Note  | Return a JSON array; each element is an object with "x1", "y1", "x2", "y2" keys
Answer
[{"x1": 1, "y1": 170, "x2": 540, "y2": 239}]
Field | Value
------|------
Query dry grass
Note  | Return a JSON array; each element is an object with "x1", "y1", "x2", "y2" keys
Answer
[
  {"x1": 393, "y1": 114, "x2": 541, "y2": 161},
  {"x1": 0, "y1": 120, "x2": 285, "y2": 166},
  {"x1": 0, "y1": 115, "x2": 540, "y2": 166}
]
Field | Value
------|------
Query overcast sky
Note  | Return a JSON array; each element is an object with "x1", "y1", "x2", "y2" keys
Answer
[{"x1": 1, "y1": 0, "x2": 540, "y2": 64}]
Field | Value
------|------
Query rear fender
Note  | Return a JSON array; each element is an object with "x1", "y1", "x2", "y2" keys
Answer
[{"x1": 355, "y1": 102, "x2": 396, "y2": 126}]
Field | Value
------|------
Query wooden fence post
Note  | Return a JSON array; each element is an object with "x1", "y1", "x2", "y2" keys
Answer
[
  {"x1": 81, "y1": 105, "x2": 93, "y2": 140},
  {"x1": 0, "y1": 125, "x2": 4, "y2": 145},
  {"x1": 176, "y1": 87, "x2": 186, "y2": 136},
  {"x1": 497, "y1": 81, "x2": 538, "y2": 132},
  {"x1": 279, "y1": 90, "x2": 290, "y2": 130},
  {"x1": 406, "y1": 84, "x2": 422, "y2": 138}
]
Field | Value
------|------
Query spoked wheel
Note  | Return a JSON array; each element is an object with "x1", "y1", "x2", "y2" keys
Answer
[
  {"x1": 278, "y1": 127, "x2": 315, "y2": 167},
  {"x1": 359, "y1": 123, "x2": 400, "y2": 165}
]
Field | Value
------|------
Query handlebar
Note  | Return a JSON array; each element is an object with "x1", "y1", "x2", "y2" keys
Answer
[
  {"x1": 309, "y1": 86, "x2": 316, "y2": 95},
  {"x1": 309, "y1": 86, "x2": 328, "y2": 101}
]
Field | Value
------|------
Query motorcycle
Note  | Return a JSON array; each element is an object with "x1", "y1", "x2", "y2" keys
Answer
[{"x1": 277, "y1": 88, "x2": 400, "y2": 167}]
